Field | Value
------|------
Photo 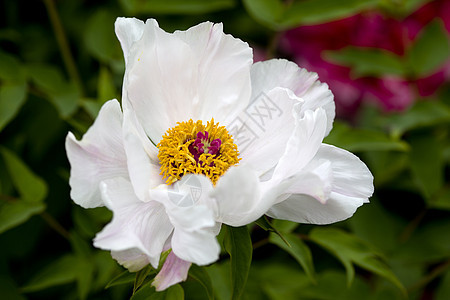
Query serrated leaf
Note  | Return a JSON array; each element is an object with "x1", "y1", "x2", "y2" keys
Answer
[
  {"x1": 120, "y1": 0, "x2": 235, "y2": 14},
  {"x1": 407, "y1": 20, "x2": 450, "y2": 77},
  {"x1": 0, "y1": 147, "x2": 48, "y2": 203},
  {"x1": 224, "y1": 225, "x2": 252, "y2": 300},
  {"x1": 188, "y1": 265, "x2": 214, "y2": 300},
  {"x1": 0, "y1": 82, "x2": 27, "y2": 132},
  {"x1": 324, "y1": 121, "x2": 409, "y2": 152},
  {"x1": 310, "y1": 228, "x2": 405, "y2": 293},
  {"x1": 269, "y1": 232, "x2": 316, "y2": 283},
  {"x1": 21, "y1": 255, "x2": 79, "y2": 292},
  {"x1": 325, "y1": 47, "x2": 406, "y2": 77}
]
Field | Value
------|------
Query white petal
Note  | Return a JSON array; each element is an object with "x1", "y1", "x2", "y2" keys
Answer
[
  {"x1": 173, "y1": 22, "x2": 253, "y2": 127},
  {"x1": 267, "y1": 144, "x2": 373, "y2": 224},
  {"x1": 314, "y1": 144, "x2": 374, "y2": 199},
  {"x1": 94, "y1": 178, "x2": 173, "y2": 268},
  {"x1": 251, "y1": 59, "x2": 335, "y2": 135},
  {"x1": 115, "y1": 17, "x2": 146, "y2": 64},
  {"x1": 122, "y1": 108, "x2": 162, "y2": 201},
  {"x1": 111, "y1": 248, "x2": 150, "y2": 272},
  {"x1": 123, "y1": 20, "x2": 252, "y2": 144},
  {"x1": 272, "y1": 108, "x2": 328, "y2": 181},
  {"x1": 210, "y1": 166, "x2": 272, "y2": 227},
  {"x1": 150, "y1": 175, "x2": 220, "y2": 265},
  {"x1": 171, "y1": 227, "x2": 220, "y2": 266},
  {"x1": 235, "y1": 87, "x2": 302, "y2": 176},
  {"x1": 65, "y1": 100, "x2": 127, "y2": 208},
  {"x1": 152, "y1": 252, "x2": 191, "y2": 291}
]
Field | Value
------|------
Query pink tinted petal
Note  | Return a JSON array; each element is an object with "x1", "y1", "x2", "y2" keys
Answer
[
  {"x1": 65, "y1": 100, "x2": 127, "y2": 208},
  {"x1": 152, "y1": 252, "x2": 191, "y2": 291}
]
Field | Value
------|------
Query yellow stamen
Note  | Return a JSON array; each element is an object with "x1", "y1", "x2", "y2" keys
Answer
[{"x1": 157, "y1": 119, "x2": 240, "y2": 185}]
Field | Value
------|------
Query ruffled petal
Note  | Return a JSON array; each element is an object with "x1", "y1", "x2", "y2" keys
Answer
[
  {"x1": 236, "y1": 87, "x2": 302, "y2": 176},
  {"x1": 210, "y1": 166, "x2": 272, "y2": 227},
  {"x1": 111, "y1": 248, "x2": 150, "y2": 272},
  {"x1": 115, "y1": 17, "x2": 146, "y2": 64},
  {"x1": 150, "y1": 175, "x2": 220, "y2": 265},
  {"x1": 122, "y1": 108, "x2": 162, "y2": 201},
  {"x1": 94, "y1": 178, "x2": 173, "y2": 268},
  {"x1": 173, "y1": 22, "x2": 253, "y2": 126},
  {"x1": 65, "y1": 100, "x2": 127, "y2": 208},
  {"x1": 121, "y1": 19, "x2": 252, "y2": 144},
  {"x1": 267, "y1": 144, "x2": 373, "y2": 224},
  {"x1": 272, "y1": 108, "x2": 328, "y2": 181},
  {"x1": 152, "y1": 252, "x2": 191, "y2": 291},
  {"x1": 250, "y1": 59, "x2": 335, "y2": 135}
]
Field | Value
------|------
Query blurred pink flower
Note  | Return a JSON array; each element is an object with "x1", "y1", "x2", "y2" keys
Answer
[{"x1": 282, "y1": 0, "x2": 450, "y2": 116}]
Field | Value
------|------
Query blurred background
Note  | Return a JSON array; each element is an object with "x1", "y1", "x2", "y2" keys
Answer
[{"x1": 0, "y1": 0, "x2": 449, "y2": 299}]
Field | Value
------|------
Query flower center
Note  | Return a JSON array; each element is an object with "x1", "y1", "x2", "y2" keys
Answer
[{"x1": 157, "y1": 119, "x2": 240, "y2": 185}]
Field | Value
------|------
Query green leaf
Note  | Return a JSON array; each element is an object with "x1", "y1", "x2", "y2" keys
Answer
[
  {"x1": 21, "y1": 255, "x2": 79, "y2": 292},
  {"x1": 134, "y1": 265, "x2": 154, "y2": 294},
  {"x1": 105, "y1": 270, "x2": 136, "y2": 289},
  {"x1": 188, "y1": 265, "x2": 214, "y2": 300},
  {"x1": 243, "y1": 0, "x2": 378, "y2": 30},
  {"x1": 325, "y1": 47, "x2": 406, "y2": 77},
  {"x1": 131, "y1": 282, "x2": 184, "y2": 300},
  {"x1": 98, "y1": 66, "x2": 117, "y2": 102},
  {"x1": 0, "y1": 147, "x2": 47, "y2": 203},
  {"x1": 0, "y1": 201, "x2": 45, "y2": 235},
  {"x1": 269, "y1": 232, "x2": 316, "y2": 283},
  {"x1": 383, "y1": 101, "x2": 450, "y2": 138},
  {"x1": 224, "y1": 225, "x2": 253, "y2": 300},
  {"x1": 255, "y1": 216, "x2": 291, "y2": 246},
  {"x1": 26, "y1": 64, "x2": 80, "y2": 118},
  {"x1": 310, "y1": 228, "x2": 405, "y2": 293},
  {"x1": 407, "y1": 20, "x2": 450, "y2": 77},
  {"x1": 430, "y1": 186, "x2": 450, "y2": 210},
  {"x1": 324, "y1": 121, "x2": 409, "y2": 152},
  {"x1": 0, "y1": 51, "x2": 26, "y2": 81},
  {"x1": 408, "y1": 133, "x2": 444, "y2": 200},
  {"x1": 120, "y1": 0, "x2": 235, "y2": 14},
  {"x1": 84, "y1": 10, "x2": 122, "y2": 63},
  {"x1": 0, "y1": 275, "x2": 26, "y2": 300},
  {"x1": 436, "y1": 270, "x2": 450, "y2": 300},
  {"x1": 0, "y1": 82, "x2": 27, "y2": 132}
]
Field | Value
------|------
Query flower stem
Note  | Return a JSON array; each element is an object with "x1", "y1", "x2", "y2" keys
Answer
[{"x1": 43, "y1": 0, "x2": 84, "y2": 94}]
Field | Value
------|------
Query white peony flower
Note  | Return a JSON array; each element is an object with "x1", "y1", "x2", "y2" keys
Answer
[{"x1": 65, "y1": 17, "x2": 373, "y2": 291}]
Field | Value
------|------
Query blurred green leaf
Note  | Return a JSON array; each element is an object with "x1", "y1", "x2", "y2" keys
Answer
[
  {"x1": 383, "y1": 101, "x2": 450, "y2": 138},
  {"x1": 0, "y1": 147, "x2": 47, "y2": 203},
  {"x1": 224, "y1": 225, "x2": 252, "y2": 300},
  {"x1": 271, "y1": 219, "x2": 299, "y2": 233},
  {"x1": 364, "y1": 151, "x2": 409, "y2": 186},
  {"x1": 98, "y1": 66, "x2": 117, "y2": 102},
  {"x1": 27, "y1": 64, "x2": 80, "y2": 118},
  {"x1": 0, "y1": 201, "x2": 45, "y2": 235},
  {"x1": 0, "y1": 82, "x2": 27, "y2": 132},
  {"x1": 84, "y1": 10, "x2": 121, "y2": 64},
  {"x1": 0, "y1": 51, "x2": 26, "y2": 81},
  {"x1": 310, "y1": 228, "x2": 405, "y2": 293},
  {"x1": 188, "y1": 265, "x2": 214, "y2": 300},
  {"x1": 324, "y1": 121, "x2": 409, "y2": 152},
  {"x1": 408, "y1": 133, "x2": 444, "y2": 200},
  {"x1": 243, "y1": 0, "x2": 378, "y2": 30},
  {"x1": 436, "y1": 269, "x2": 450, "y2": 300},
  {"x1": 21, "y1": 254, "x2": 79, "y2": 292},
  {"x1": 325, "y1": 47, "x2": 406, "y2": 77},
  {"x1": 120, "y1": 0, "x2": 235, "y2": 14},
  {"x1": 0, "y1": 275, "x2": 26, "y2": 300},
  {"x1": 407, "y1": 20, "x2": 450, "y2": 77},
  {"x1": 430, "y1": 187, "x2": 450, "y2": 211},
  {"x1": 394, "y1": 219, "x2": 450, "y2": 263},
  {"x1": 269, "y1": 232, "x2": 316, "y2": 283}
]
